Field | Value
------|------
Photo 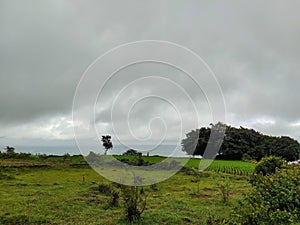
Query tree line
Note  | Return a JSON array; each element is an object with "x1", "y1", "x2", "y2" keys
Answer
[{"x1": 181, "y1": 122, "x2": 300, "y2": 161}]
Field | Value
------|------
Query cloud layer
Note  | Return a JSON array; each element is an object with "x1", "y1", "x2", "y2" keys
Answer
[{"x1": 1, "y1": 0, "x2": 300, "y2": 149}]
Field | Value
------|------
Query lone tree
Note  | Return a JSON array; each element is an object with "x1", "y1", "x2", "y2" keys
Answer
[
  {"x1": 101, "y1": 135, "x2": 113, "y2": 155},
  {"x1": 4, "y1": 146, "x2": 15, "y2": 154}
]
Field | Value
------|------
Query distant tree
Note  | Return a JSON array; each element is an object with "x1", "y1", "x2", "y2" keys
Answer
[
  {"x1": 101, "y1": 135, "x2": 113, "y2": 155},
  {"x1": 63, "y1": 153, "x2": 71, "y2": 162},
  {"x1": 123, "y1": 149, "x2": 142, "y2": 156},
  {"x1": 4, "y1": 146, "x2": 15, "y2": 154}
]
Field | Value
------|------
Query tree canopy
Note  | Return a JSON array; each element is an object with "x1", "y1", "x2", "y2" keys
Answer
[
  {"x1": 101, "y1": 135, "x2": 113, "y2": 155},
  {"x1": 182, "y1": 123, "x2": 300, "y2": 161}
]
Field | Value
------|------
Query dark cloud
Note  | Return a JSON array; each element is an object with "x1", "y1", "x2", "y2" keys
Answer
[{"x1": 1, "y1": 0, "x2": 300, "y2": 145}]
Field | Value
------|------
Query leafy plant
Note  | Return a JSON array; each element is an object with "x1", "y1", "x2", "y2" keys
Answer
[
  {"x1": 120, "y1": 175, "x2": 147, "y2": 222},
  {"x1": 121, "y1": 185, "x2": 147, "y2": 222},
  {"x1": 254, "y1": 155, "x2": 286, "y2": 176},
  {"x1": 213, "y1": 173, "x2": 231, "y2": 203},
  {"x1": 190, "y1": 168, "x2": 201, "y2": 195},
  {"x1": 232, "y1": 164, "x2": 300, "y2": 224}
]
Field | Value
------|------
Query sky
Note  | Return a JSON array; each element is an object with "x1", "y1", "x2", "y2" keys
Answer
[{"x1": 1, "y1": 1, "x2": 300, "y2": 153}]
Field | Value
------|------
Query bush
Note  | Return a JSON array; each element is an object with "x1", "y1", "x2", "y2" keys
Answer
[
  {"x1": 121, "y1": 185, "x2": 147, "y2": 222},
  {"x1": 232, "y1": 165, "x2": 300, "y2": 224},
  {"x1": 254, "y1": 156, "x2": 286, "y2": 176}
]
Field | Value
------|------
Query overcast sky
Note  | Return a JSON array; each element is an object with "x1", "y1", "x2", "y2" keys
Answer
[{"x1": 1, "y1": 1, "x2": 300, "y2": 152}]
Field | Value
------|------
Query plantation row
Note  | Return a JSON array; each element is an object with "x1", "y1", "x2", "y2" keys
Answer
[
  {"x1": 184, "y1": 158, "x2": 255, "y2": 176},
  {"x1": 205, "y1": 160, "x2": 255, "y2": 176}
]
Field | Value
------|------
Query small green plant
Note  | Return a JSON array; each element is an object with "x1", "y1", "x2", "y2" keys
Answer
[
  {"x1": 120, "y1": 175, "x2": 147, "y2": 222},
  {"x1": 213, "y1": 173, "x2": 231, "y2": 203},
  {"x1": 190, "y1": 168, "x2": 201, "y2": 195}
]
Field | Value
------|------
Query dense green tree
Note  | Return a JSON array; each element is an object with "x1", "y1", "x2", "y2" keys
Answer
[
  {"x1": 182, "y1": 123, "x2": 300, "y2": 161},
  {"x1": 181, "y1": 128, "x2": 209, "y2": 156}
]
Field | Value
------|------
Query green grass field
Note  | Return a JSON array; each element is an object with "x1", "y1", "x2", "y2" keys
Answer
[
  {"x1": 0, "y1": 157, "x2": 253, "y2": 224},
  {"x1": 114, "y1": 155, "x2": 255, "y2": 176}
]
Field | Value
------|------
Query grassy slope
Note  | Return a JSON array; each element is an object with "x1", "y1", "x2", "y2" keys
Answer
[{"x1": 0, "y1": 162, "x2": 251, "y2": 225}]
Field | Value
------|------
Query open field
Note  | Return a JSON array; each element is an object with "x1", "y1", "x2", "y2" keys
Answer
[
  {"x1": 0, "y1": 158, "x2": 251, "y2": 224},
  {"x1": 3, "y1": 154, "x2": 255, "y2": 176}
]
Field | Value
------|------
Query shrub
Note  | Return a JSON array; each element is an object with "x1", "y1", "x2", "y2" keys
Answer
[
  {"x1": 190, "y1": 168, "x2": 201, "y2": 195},
  {"x1": 254, "y1": 156, "x2": 286, "y2": 176},
  {"x1": 232, "y1": 165, "x2": 300, "y2": 224},
  {"x1": 121, "y1": 185, "x2": 147, "y2": 222}
]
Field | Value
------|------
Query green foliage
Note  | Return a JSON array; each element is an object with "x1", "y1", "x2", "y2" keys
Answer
[
  {"x1": 203, "y1": 160, "x2": 255, "y2": 176},
  {"x1": 62, "y1": 153, "x2": 71, "y2": 162},
  {"x1": 0, "y1": 149, "x2": 33, "y2": 160},
  {"x1": 4, "y1": 146, "x2": 15, "y2": 154},
  {"x1": 0, "y1": 214, "x2": 29, "y2": 224},
  {"x1": 213, "y1": 173, "x2": 231, "y2": 203},
  {"x1": 122, "y1": 149, "x2": 142, "y2": 156},
  {"x1": 121, "y1": 185, "x2": 147, "y2": 222},
  {"x1": 190, "y1": 168, "x2": 201, "y2": 195},
  {"x1": 254, "y1": 156, "x2": 286, "y2": 176},
  {"x1": 0, "y1": 159, "x2": 252, "y2": 224},
  {"x1": 241, "y1": 153, "x2": 252, "y2": 162},
  {"x1": 118, "y1": 154, "x2": 147, "y2": 166},
  {"x1": 101, "y1": 135, "x2": 113, "y2": 155},
  {"x1": 232, "y1": 165, "x2": 300, "y2": 225},
  {"x1": 182, "y1": 123, "x2": 300, "y2": 161}
]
